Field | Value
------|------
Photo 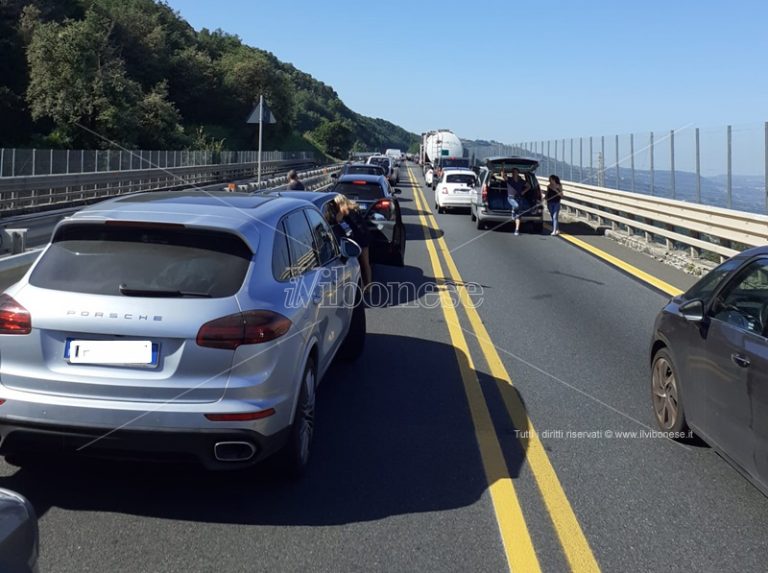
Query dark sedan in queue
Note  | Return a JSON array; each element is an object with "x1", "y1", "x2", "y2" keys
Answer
[
  {"x1": 650, "y1": 246, "x2": 768, "y2": 495},
  {"x1": 261, "y1": 183, "x2": 406, "y2": 267},
  {"x1": 328, "y1": 174, "x2": 406, "y2": 267}
]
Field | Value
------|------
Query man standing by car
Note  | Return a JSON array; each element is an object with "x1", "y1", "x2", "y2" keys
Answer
[
  {"x1": 286, "y1": 170, "x2": 305, "y2": 190},
  {"x1": 502, "y1": 168, "x2": 531, "y2": 236}
]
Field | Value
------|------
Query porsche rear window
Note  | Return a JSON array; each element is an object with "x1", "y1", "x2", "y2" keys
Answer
[{"x1": 30, "y1": 224, "x2": 252, "y2": 297}]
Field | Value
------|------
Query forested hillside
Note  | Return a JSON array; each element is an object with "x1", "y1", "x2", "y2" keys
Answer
[{"x1": 0, "y1": 0, "x2": 418, "y2": 157}]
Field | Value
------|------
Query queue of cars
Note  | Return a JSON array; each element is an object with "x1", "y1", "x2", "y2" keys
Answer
[{"x1": 2, "y1": 148, "x2": 767, "y2": 504}]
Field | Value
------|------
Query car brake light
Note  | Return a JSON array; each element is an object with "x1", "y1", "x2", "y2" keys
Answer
[
  {"x1": 481, "y1": 185, "x2": 488, "y2": 202},
  {"x1": 196, "y1": 310, "x2": 291, "y2": 349},
  {"x1": 205, "y1": 409, "x2": 275, "y2": 421},
  {"x1": 442, "y1": 187, "x2": 448, "y2": 194},
  {"x1": 352, "y1": 180, "x2": 367, "y2": 185},
  {"x1": 0, "y1": 295, "x2": 31, "y2": 335},
  {"x1": 373, "y1": 199, "x2": 391, "y2": 210}
]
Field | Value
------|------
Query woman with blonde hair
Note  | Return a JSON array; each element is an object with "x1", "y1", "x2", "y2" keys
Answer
[{"x1": 325, "y1": 194, "x2": 372, "y2": 287}]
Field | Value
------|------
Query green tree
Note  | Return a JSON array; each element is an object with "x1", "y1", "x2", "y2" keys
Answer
[
  {"x1": 136, "y1": 81, "x2": 186, "y2": 148},
  {"x1": 312, "y1": 120, "x2": 354, "y2": 158},
  {"x1": 24, "y1": 7, "x2": 143, "y2": 146}
]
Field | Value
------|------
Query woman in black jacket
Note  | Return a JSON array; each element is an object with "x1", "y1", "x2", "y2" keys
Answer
[{"x1": 325, "y1": 195, "x2": 372, "y2": 287}]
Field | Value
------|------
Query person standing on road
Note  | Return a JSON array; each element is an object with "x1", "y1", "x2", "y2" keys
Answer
[
  {"x1": 502, "y1": 168, "x2": 531, "y2": 236},
  {"x1": 546, "y1": 175, "x2": 563, "y2": 235},
  {"x1": 325, "y1": 195, "x2": 372, "y2": 288},
  {"x1": 286, "y1": 170, "x2": 305, "y2": 190}
]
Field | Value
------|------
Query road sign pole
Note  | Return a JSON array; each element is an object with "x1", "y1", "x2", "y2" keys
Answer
[{"x1": 257, "y1": 95, "x2": 263, "y2": 184}]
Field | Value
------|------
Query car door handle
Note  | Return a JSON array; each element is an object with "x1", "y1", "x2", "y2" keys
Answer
[{"x1": 731, "y1": 353, "x2": 751, "y2": 368}]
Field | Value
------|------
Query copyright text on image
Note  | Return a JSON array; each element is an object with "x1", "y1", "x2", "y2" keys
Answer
[{"x1": 514, "y1": 429, "x2": 693, "y2": 440}]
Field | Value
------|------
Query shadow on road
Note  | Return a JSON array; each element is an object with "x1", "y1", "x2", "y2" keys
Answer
[
  {"x1": 0, "y1": 333, "x2": 531, "y2": 527},
  {"x1": 403, "y1": 222, "x2": 443, "y2": 240}
]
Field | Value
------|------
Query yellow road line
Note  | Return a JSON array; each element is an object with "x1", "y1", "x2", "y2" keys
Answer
[
  {"x1": 559, "y1": 234, "x2": 683, "y2": 297},
  {"x1": 408, "y1": 167, "x2": 601, "y2": 573},
  {"x1": 410, "y1": 173, "x2": 542, "y2": 573}
]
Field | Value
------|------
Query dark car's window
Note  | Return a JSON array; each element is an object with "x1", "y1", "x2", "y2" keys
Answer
[
  {"x1": 369, "y1": 158, "x2": 390, "y2": 170},
  {"x1": 683, "y1": 257, "x2": 744, "y2": 301},
  {"x1": 272, "y1": 221, "x2": 293, "y2": 282},
  {"x1": 446, "y1": 173, "x2": 477, "y2": 185},
  {"x1": 347, "y1": 165, "x2": 384, "y2": 176},
  {"x1": 334, "y1": 181, "x2": 387, "y2": 201},
  {"x1": 283, "y1": 210, "x2": 319, "y2": 275},
  {"x1": 305, "y1": 208, "x2": 338, "y2": 266},
  {"x1": 30, "y1": 224, "x2": 251, "y2": 297},
  {"x1": 711, "y1": 259, "x2": 768, "y2": 335}
]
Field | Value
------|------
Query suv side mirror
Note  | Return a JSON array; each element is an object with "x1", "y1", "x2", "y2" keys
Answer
[
  {"x1": 392, "y1": 188, "x2": 402, "y2": 195},
  {"x1": 330, "y1": 173, "x2": 338, "y2": 179},
  {"x1": 679, "y1": 299, "x2": 705, "y2": 322},
  {"x1": 339, "y1": 238, "x2": 362, "y2": 261}
]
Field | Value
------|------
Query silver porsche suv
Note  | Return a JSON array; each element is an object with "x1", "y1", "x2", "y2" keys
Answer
[{"x1": 0, "y1": 191, "x2": 365, "y2": 474}]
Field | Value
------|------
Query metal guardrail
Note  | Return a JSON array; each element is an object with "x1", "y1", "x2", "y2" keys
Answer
[
  {"x1": 227, "y1": 165, "x2": 342, "y2": 193},
  {"x1": 0, "y1": 157, "x2": 319, "y2": 216},
  {"x1": 546, "y1": 177, "x2": 768, "y2": 262}
]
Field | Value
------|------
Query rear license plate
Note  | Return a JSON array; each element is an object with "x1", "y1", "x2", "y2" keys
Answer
[{"x1": 65, "y1": 339, "x2": 158, "y2": 366}]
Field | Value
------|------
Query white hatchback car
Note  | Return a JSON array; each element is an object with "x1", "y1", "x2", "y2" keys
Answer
[{"x1": 434, "y1": 168, "x2": 478, "y2": 214}]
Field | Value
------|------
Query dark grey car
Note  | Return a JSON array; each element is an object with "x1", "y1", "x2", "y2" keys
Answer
[
  {"x1": 650, "y1": 246, "x2": 768, "y2": 495},
  {"x1": 0, "y1": 488, "x2": 38, "y2": 572}
]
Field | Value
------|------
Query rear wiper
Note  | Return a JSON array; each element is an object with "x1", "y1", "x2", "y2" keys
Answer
[{"x1": 119, "y1": 284, "x2": 212, "y2": 298}]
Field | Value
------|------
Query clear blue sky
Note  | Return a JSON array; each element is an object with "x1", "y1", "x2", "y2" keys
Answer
[{"x1": 165, "y1": 0, "x2": 768, "y2": 147}]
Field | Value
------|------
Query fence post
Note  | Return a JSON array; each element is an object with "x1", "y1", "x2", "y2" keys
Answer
[
  {"x1": 670, "y1": 129, "x2": 675, "y2": 200},
  {"x1": 80, "y1": 149, "x2": 84, "y2": 173},
  {"x1": 547, "y1": 141, "x2": 550, "y2": 174},
  {"x1": 615, "y1": 134, "x2": 619, "y2": 190},
  {"x1": 1, "y1": 148, "x2": 4, "y2": 177},
  {"x1": 49, "y1": 149, "x2": 53, "y2": 175},
  {"x1": 32, "y1": 148, "x2": 36, "y2": 176},
  {"x1": 727, "y1": 124, "x2": 732, "y2": 209},
  {"x1": 650, "y1": 132, "x2": 654, "y2": 195},
  {"x1": 562, "y1": 139, "x2": 565, "y2": 178},
  {"x1": 696, "y1": 128, "x2": 701, "y2": 204},
  {"x1": 601, "y1": 136, "x2": 605, "y2": 186},
  {"x1": 630, "y1": 133, "x2": 635, "y2": 193}
]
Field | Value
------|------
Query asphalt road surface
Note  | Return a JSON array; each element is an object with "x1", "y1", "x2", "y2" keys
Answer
[{"x1": 0, "y1": 164, "x2": 766, "y2": 572}]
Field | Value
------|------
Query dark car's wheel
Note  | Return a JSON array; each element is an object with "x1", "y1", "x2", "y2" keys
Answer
[
  {"x1": 651, "y1": 348, "x2": 688, "y2": 435},
  {"x1": 278, "y1": 357, "x2": 317, "y2": 476},
  {"x1": 339, "y1": 285, "x2": 366, "y2": 360},
  {"x1": 476, "y1": 216, "x2": 485, "y2": 230}
]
